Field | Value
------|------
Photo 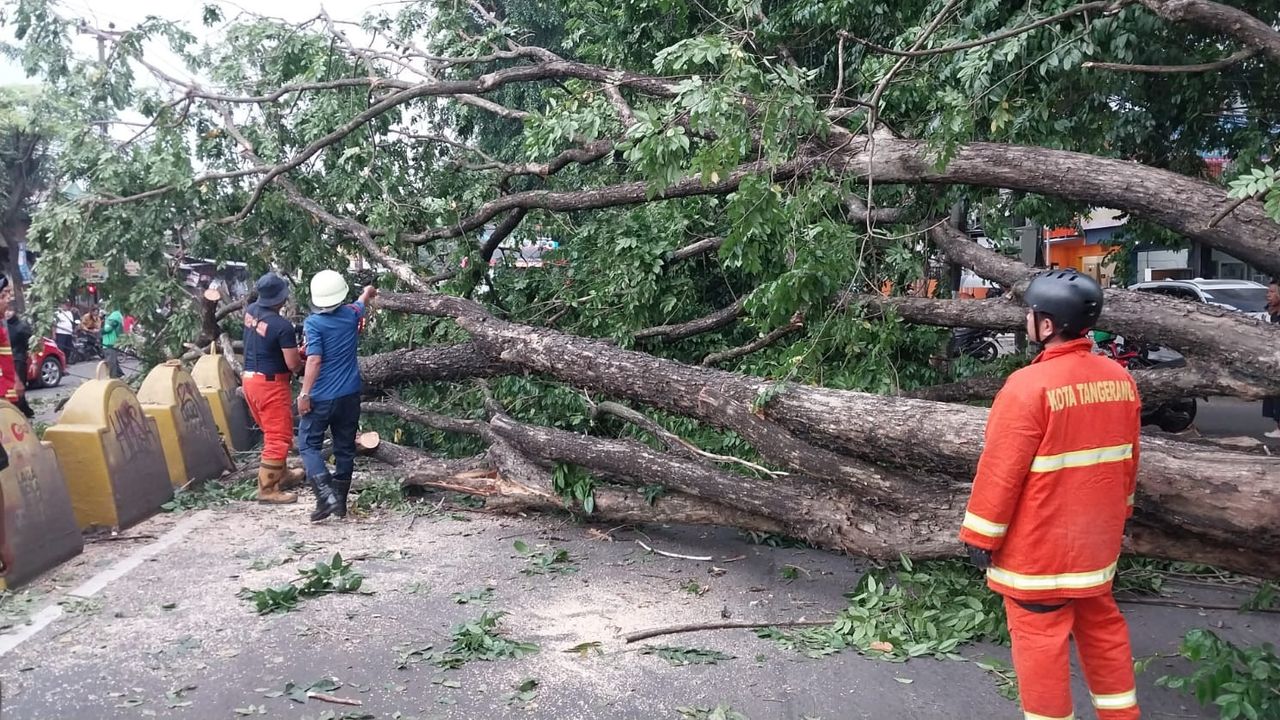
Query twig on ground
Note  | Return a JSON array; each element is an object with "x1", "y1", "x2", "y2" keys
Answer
[
  {"x1": 623, "y1": 618, "x2": 833, "y2": 643},
  {"x1": 87, "y1": 534, "x2": 158, "y2": 543},
  {"x1": 306, "y1": 691, "x2": 362, "y2": 706},
  {"x1": 636, "y1": 540, "x2": 712, "y2": 561}
]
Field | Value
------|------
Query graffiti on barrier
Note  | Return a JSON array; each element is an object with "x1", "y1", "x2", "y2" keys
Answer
[
  {"x1": 109, "y1": 401, "x2": 152, "y2": 462},
  {"x1": 176, "y1": 379, "x2": 204, "y2": 427}
]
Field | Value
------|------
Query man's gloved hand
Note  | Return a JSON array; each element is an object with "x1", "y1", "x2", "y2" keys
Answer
[{"x1": 966, "y1": 544, "x2": 992, "y2": 571}]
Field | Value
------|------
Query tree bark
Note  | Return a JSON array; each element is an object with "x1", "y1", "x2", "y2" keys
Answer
[{"x1": 361, "y1": 342, "x2": 519, "y2": 387}]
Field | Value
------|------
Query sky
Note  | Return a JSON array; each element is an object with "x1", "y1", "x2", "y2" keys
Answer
[{"x1": 0, "y1": 0, "x2": 386, "y2": 87}]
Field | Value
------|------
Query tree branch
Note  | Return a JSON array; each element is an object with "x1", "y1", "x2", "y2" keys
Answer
[
  {"x1": 927, "y1": 222, "x2": 1031, "y2": 288},
  {"x1": 634, "y1": 295, "x2": 749, "y2": 341},
  {"x1": 362, "y1": 398, "x2": 489, "y2": 438},
  {"x1": 1139, "y1": 0, "x2": 1280, "y2": 64},
  {"x1": 1082, "y1": 46, "x2": 1259, "y2": 72},
  {"x1": 591, "y1": 400, "x2": 787, "y2": 477},
  {"x1": 839, "y1": 1, "x2": 1127, "y2": 58},
  {"x1": 665, "y1": 237, "x2": 724, "y2": 264},
  {"x1": 406, "y1": 156, "x2": 817, "y2": 243},
  {"x1": 479, "y1": 208, "x2": 529, "y2": 264},
  {"x1": 213, "y1": 104, "x2": 431, "y2": 292},
  {"x1": 835, "y1": 137, "x2": 1280, "y2": 278},
  {"x1": 463, "y1": 138, "x2": 616, "y2": 178},
  {"x1": 702, "y1": 313, "x2": 805, "y2": 366},
  {"x1": 845, "y1": 195, "x2": 906, "y2": 224}
]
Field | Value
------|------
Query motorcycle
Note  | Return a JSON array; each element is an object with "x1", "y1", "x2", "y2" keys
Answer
[
  {"x1": 68, "y1": 329, "x2": 104, "y2": 364},
  {"x1": 1094, "y1": 335, "x2": 1197, "y2": 433},
  {"x1": 948, "y1": 327, "x2": 1002, "y2": 362}
]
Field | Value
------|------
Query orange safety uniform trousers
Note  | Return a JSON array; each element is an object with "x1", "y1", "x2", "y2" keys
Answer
[
  {"x1": 1005, "y1": 593, "x2": 1139, "y2": 720},
  {"x1": 242, "y1": 373, "x2": 294, "y2": 463}
]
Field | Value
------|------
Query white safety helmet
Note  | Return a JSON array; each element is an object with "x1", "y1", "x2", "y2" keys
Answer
[{"x1": 309, "y1": 269, "x2": 349, "y2": 311}]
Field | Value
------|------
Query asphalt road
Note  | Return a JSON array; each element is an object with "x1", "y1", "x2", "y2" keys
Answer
[
  {"x1": 25, "y1": 357, "x2": 142, "y2": 426},
  {"x1": 2, "y1": 508, "x2": 1273, "y2": 720},
  {"x1": 1194, "y1": 396, "x2": 1278, "y2": 440}
]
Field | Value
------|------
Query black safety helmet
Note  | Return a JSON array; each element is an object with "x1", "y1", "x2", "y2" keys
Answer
[{"x1": 1023, "y1": 269, "x2": 1103, "y2": 338}]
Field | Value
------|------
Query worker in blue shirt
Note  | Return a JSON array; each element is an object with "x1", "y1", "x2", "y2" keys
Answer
[{"x1": 297, "y1": 270, "x2": 376, "y2": 522}]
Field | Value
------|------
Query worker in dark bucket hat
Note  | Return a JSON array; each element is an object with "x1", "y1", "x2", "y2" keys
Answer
[{"x1": 242, "y1": 272, "x2": 306, "y2": 503}]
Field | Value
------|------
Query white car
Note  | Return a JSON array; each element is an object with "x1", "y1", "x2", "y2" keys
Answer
[{"x1": 1128, "y1": 278, "x2": 1272, "y2": 322}]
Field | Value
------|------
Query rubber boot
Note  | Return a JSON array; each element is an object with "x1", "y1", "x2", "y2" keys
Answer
[
  {"x1": 332, "y1": 475, "x2": 352, "y2": 519},
  {"x1": 280, "y1": 465, "x2": 305, "y2": 491},
  {"x1": 309, "y1": 473, "x2": 340, "y2": 522},
  {"x1": 257, "y1": 462, "x2": 298, "y2": 504}
]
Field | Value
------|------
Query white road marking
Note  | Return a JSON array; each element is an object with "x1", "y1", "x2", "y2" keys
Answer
[{"x1": 0, "y1": 513, "x2": 207, "y2": 657}]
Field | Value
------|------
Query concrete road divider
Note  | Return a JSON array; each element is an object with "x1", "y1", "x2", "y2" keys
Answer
[
  {"x1": 191, "y1": 351, "x2": 260, "y2": 452},
  {"x1": 44, "y1": 363, "x2": 173, "y2": 530},
  {"x1": 138, "y1": 361, "x2": 235, "y2": 487},
  {"x1": 0, "y1": 400, "x2": 83, "y2": 589}
]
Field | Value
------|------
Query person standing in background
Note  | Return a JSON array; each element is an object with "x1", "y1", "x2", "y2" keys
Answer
[
  {"x1": 297, "y1": 270, "x2": 376, "y2": 522},
  {"x1": 54, "y1": 300, "x2": 76, "y2": 360},
  {"x1": 101, "y1": 305, "x2": 125, "y2": 378},
  {"x1": 4, "y1": 294, "x2": 34, "y2": 418},
  {"x1": 1264, "y1": 280, "x2": 1280, "y2": 440}
]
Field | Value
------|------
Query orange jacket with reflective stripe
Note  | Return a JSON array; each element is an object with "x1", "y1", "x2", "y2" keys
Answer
[
  {"x1": 958, "y1": 338, "x2": 1141, "y2": 601},
  {"x1": 0, "y1": 322, "x2": 16, "y2": 401}
]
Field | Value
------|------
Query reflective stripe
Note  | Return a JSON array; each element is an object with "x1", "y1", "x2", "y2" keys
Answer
[
  {"x1": 1092, "y1": 690, "x2": 1137, "y2": 710},
  {"x1": 988, "y1": 561, "x2": 1118, "y2": 592},
  {"x1": 1030, "y1": 443, "x2": 1133, "y2": 473},
  {"x1": 1126, "y1": 493, "x2": 1135, "y2": 505},
  {"x1": 1025, "y1": 713, "x2": 1074, "y2": 720},
  {"x1": 962, "y1": 511, "x2": 1007, "y2": 538}
]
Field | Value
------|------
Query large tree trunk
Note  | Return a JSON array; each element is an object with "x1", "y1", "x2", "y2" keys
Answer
[{"x1": 364, "y1": 292, "x2": 1280, "y2": 579}]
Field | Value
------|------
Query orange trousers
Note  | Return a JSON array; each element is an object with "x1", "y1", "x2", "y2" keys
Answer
[
  {"x1": 243, "y1": 374, "x2": 294, "y2": 463},
  {"x1": 1005, "y1": 593, "x2": 1140, "y2": 719}
]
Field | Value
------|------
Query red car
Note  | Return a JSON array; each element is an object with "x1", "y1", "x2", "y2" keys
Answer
[{"x1": 26, "y1": 337, "x2": 66, "y2": 388}]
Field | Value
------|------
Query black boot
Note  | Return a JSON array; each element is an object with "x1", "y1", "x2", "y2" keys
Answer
[
  {"x1": 332, "y1": 475, "x2": 352, "y2": 519},
  {"x1": 309, "y1": 473, "x2": 339, "y2": 522}
]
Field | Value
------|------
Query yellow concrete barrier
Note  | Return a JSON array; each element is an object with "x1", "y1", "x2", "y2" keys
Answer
[
  {"x1": 0, "y1": 400, "x2": 83, "y2": 590},
  {"x1": 191, "y1": 351, "x2": 260, "y2": 452},
  {"x1": 45, "y1": 363, "x2": 173, "y2": 530},
  {"x1": 138, "y1": 361, "x2": 234, "y2": 487}
]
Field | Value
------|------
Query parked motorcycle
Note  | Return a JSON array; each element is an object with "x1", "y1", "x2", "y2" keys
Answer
[
  {"x1": 948, "y1": 327, "x2": 1001, "y2": 362},
  {"x1": 1094, "y1": 335, "x2": 1197, "y2": 433}
]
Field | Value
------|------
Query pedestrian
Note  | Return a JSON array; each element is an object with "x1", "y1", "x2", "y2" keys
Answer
[
  {"x1": 242, "y1": 272, "x2": 307, "y2": 503},
  {"x1": 101, "y1": 305, "x2": 125, "y2": 378},
  {"x1": 297, "y1": 270, "x2": 376, "y2": 522},
  {"x1": 4, "y1": 295, "x2": 35, "y2": 418},
  {"x1": 1264, "y1": 279, "x2": 1280, "y2": 440},
  {"x1": 54, "y1": 300, "x2": 75, "y2": 360},
  {"x1": 960, "y1": 269, "x2": 1141, "y2": 720},
  {"x1": 0, "y1": 277, "x2": 22, "y2": 408}
]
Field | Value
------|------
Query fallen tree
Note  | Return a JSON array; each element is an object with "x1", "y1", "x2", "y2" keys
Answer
[
  {"x1": 360, "y1": 293, "x2": 1280, "y2": 579},
  {"x1": 17, "y1": 0, "x2": 1280, "y2": 584}
]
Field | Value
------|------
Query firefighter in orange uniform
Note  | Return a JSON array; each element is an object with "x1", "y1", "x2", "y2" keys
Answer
[{"x1": 960, "y1": 270, "x2": 1141, "y2": 720}]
